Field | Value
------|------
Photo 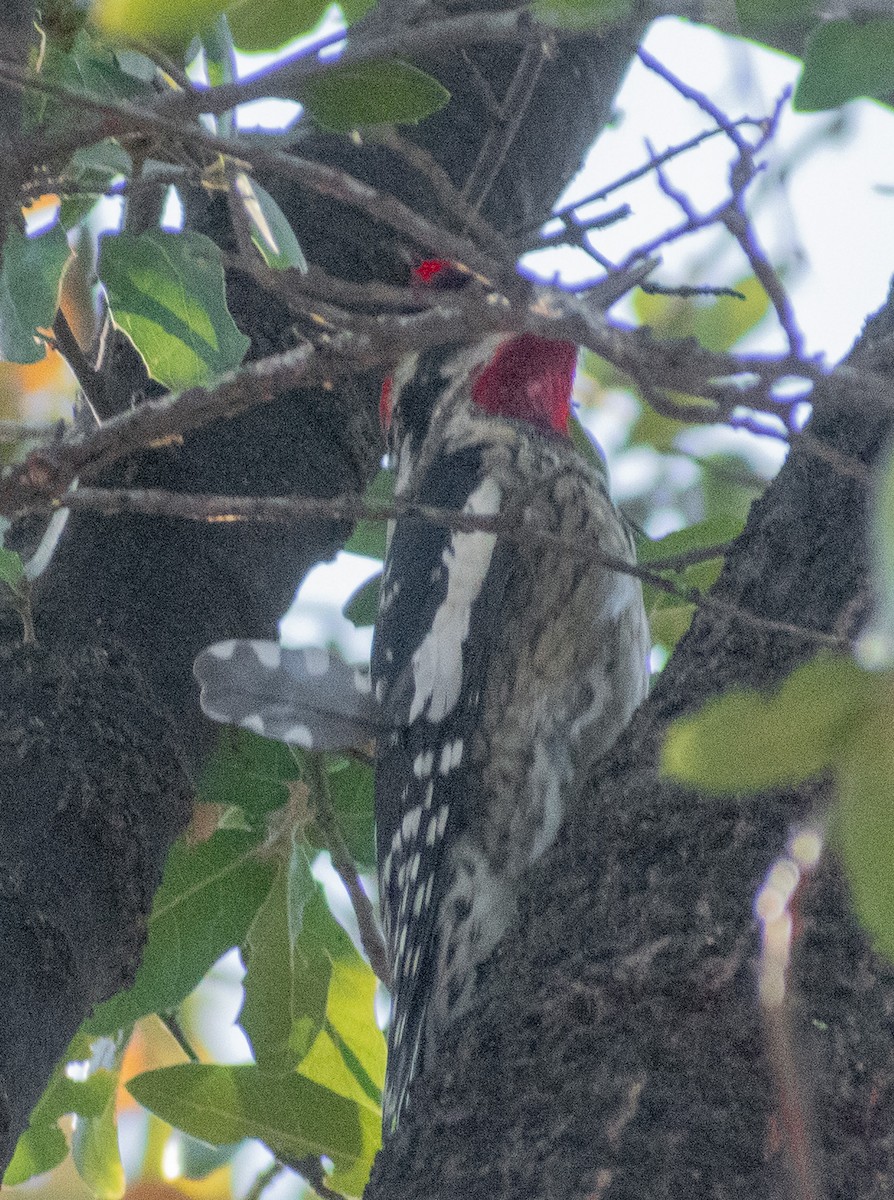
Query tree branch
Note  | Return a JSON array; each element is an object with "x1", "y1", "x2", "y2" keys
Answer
[
  {"x1": 151, "y1": 9, "x2": 590, "y2": 120},
  {"x1": 300, "y1": 752, "x2": 390, "y2": 988},
  {"x1": 32, "y1": 485, "x2": 845, "y2": 650},
  {"x1": 0, "y1": 272, "x2": 853, "y2": 522}
]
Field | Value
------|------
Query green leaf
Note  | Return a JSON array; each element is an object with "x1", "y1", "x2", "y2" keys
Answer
[
  {"x1": 343, "y1": 574, "x2": 381, "y2": 628},
  {"x1": 627, "y1": 399, "x2": 685, "y2": 454},
  {"x1": 227, "y1": 0, "x2": 331, "y2": 52},
  {"x1": 297, "y1": 1024, "x2": 376, "y2": 1113},
  {"x1": 86, "y1": 829, "x2": 275, "y2": 1033},
  {"x1": 98, "y1": 230, "x2": 250, "y2": 388},
  {"x1": 33, "y1": 1069, "x2": 118, "y2": 1124},
  {"x1": 240, "y1": 844, "x2": 328, "y2": 1071},
  {"x1": 338, "y1": 0, "x2": 376, "y2": 23},
  {"x1": 569, "y1": 416, "x2": 609, "y2": 486},
  {"x1": 298, "y1": 61, "x2": 450, "y2": 131},
  {"x1": 177, "y1": 1135, "x2": 239, "y2": 1180},
  {"x1": 633, "y1": 277, "x2": 770, "y2": 353},
  {"x1": 315, "y1": 955, "x2": 385, "y2": 1102},
  {"x1": 662, "y1": 655, "x2": 872, "y2": 794},
  {"x1": 235, "y1": 174, "x2": 307, "y2": 272},
  {"x1": 647, "y1": 602, "x2": 694, "y2": 650},
  {"x1": 637, "y1": 518, "x2": 741, "y2": 566},
  {"x1": 837, "y1": 692, "x2": 894, "y2": 963},
  {"x1": 71, "y1": 1077, "x2": 126, "y2": 1200},
  {"x1": 92, "y1": 0, "x2": 230, "y2": 43},
  {"x1": 698, "y1": 453, "x2": 767, "y2": 525},
  {"x1": 0, "y1": 225, "x2": 70, "y2": 364},
  {"x1": 241, "y1": 829, "x2": 382, "y2": 1122},
  {"x1": 693, "y1": 277, "x2": 771, "y2": 353},
  {"x1": 639, "y1": 518, "x2": 741, "y2": 651},
  {"x1": 0, "y1": 547, "x2": 24, "y2": 592},
  {"x1": 315, "y1": 758, "x2": 376, "y2": 869},
  {"x1": 343, "y1": 467, "x2": 393, "y2": 559},
  {"x1": 68, "y1": 140, "x2": 133, "y2": 193},
  {"x1": 201, "y1": 13, "x2": 237, "y2": 91},
  {"x1": 198, "y1": 728, "x2": 300, "y2": 825},
  {"x1": 795, "y1": 19, "x2": 894, "y2": 112},
  {"x1": 531, "y1": 0, "x2": 633, "y2": 31},
  {"x1": 127, "y1": 1063, "x2": 380, "y2": 1182},
  {"x1": 4, "y1": 1123, "x2": 68, "y2": 1186},
  {"x1": 27, "y1": 28, "x2": 150, "y2": 134},
  {"x1": 58, "y1": 139, "x2": 133, "y2": 227},
  {"x1": 734, "y1": 0, "x2": 819, "y2": 26}
]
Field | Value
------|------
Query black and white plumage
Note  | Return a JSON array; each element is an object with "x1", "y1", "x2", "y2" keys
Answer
[
  {"x1": 191, "y1": 325, "x2": 650, "y2": 1137},
  {"x1": 374, "y1": 331, "x2": 650, "y2": 1131}
]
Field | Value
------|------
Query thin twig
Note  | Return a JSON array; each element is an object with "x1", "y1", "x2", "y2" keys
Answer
[
  {"x1": 636, "y1": 48, "x2": 804, "y2": 357},
  {"x1": 52, "y1": 310, "x2": 105, "y2": 417},
  {"x1": 292, "y1": 1158, "x2": 345, "y2": 1200},
  {"x1": 637, "y1": 45, "x2": 753, "y2": 152},
  {"x1": 792, "y1": 431, "x2": 872, "y2": 484},
  {"x1": 242, "y1": 1161, "x2": 286, "y2": 1200},
  {"x1": 366, "y1": 127, "x2": 511, "y2": 256},
  {"x1": 639, "y1": 281, "x2": 747, "y2": 301},
  {"x1": 160, "y1": 1014, "x2": 200, "y2": 1062},
  {"x1": 461, "y1": 38, "x2": 548, "y2": 223},
  {"x1": 0, "y1": 60, "x2": 507, "y2": 287},
  {"x1": 0, "y1": 278, "x2": 847, "y2": 525},
  {"x1": 47, "y1": 486, "x2": 850, "y2": 650},
  {"x1": 644, "y1": 542, "x2": 734, "y2": 570},
  {"x1": 300, "y1": 751, "x2": 390, "y2": 988},
  {"x1": 150, "y1": 10, "x2": 576, "y2": 120},
  {"x1": 551, "y1": 120, "x2": 765, "y2": 220}
]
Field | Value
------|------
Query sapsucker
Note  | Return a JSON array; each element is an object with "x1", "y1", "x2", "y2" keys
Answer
[
  {"x1": 374, "y1": 329, "x2": 650, "y2": 1131},
  {"x1": 193, "y1": 305, "x2": 650, "y2": 1136}
]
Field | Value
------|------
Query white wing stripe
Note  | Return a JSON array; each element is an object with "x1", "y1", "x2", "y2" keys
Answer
[{"x1": 408, "y1": 478, "x2": 501, "y2": 723}]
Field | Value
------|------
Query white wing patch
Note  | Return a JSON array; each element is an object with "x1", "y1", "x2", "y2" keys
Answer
[{"x1": 408, "y1": 477, "x2": 501, "y2": 723}]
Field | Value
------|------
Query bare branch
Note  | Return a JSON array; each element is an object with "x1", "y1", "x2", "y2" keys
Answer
[
  {"x1": 44, "y1": 486, "x2": 849, "y2": 650},
  {"x1": 637, "y1": 48, "x2": 805, "y2": 357},
  {"x1": 0, "y1": 60, "x2": 507, "y2": 286},
  {"x1": 365, "y1": 127, "x2": 511, "y2": 255},
  {"x1": 0, "y1": 261, "x2": 884, "y2": 534},
  {"x1": 0, "y1": 419, "x2": 61, "y2": 443},
  {"x1": 460, "y1": 38, "x2": 549, "y2": 223},
  {"x1": 300, "y1": 752, "x2": 390, "y2": 988},
  {"x1": 645, "y1": 542, "x2": 734, "y2": 570}
]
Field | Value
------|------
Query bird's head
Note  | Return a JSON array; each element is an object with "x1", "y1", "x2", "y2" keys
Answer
[{"x1": 380, "y1": 261, "x2": 578, "y2": 453}]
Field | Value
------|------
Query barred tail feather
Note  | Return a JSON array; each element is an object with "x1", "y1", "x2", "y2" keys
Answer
[{"x1": 193, "y1": 640, "x2": 378, "y2": 750}]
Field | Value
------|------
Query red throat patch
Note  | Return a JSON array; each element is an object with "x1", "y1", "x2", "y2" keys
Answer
[{"x1": 471, "y1": 334, "x2": 577, "y2": 436}]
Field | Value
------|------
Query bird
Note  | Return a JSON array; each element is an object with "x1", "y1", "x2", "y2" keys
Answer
[{"x1": 194, "y1": 266, "x2": 650, "y2": 1135}]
